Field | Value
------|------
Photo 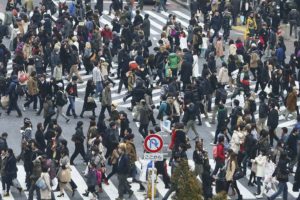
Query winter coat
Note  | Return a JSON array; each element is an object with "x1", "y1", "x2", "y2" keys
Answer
[
  {"x1": 86, "y1": 168, "x2": 98, "y2": 187},
  {"x1": 225, "y1": 160, "x2": 236, "y2": 181},
  {"x1": 27, "y1": 76, "x2": 39, "y2": 95},
  {"x1": 43, "y1": 99, "x2": 53, "y2": 119},
  {"x1": 230, "y1": 130, "x2": 243, "y2": 154},
  {"x1": 4, "y1": 154, "x2": 17, "y2": 181},
  {"x1": 101, "y1": 86, "x2": 112, "y2": 106},
  {"x1": 30, "y1": 158, "x2": 42, "y2": 181},
  {"x1": 267, "y1": 108, "x2": 279, "y2": 129},
  {"x1": 139, "y1": 105, "x2": 150, "y2": 125},
  {"x1": 180, "y1": 60, "x2": 192, "y2": 83},
  {"x1": 174, "y1": 129, "x2": 186, "y2": 151},
  {"x1": 215, "y1": 40, "x2": 224, "y2": 57},
  {"x1": 229, "y1": 44, "x2": 237, "y2": 56},
  {"x1": 126, "y1": 141, "x2": 137, "y2": 164},
  {"x1": 286, "y1": 91, "x2": 297, "y2": 112},
  {"x1": 40, "y1": 172, "x2": 51, "y2": 199},
  {"x1": 217, "y1": 67, "x2": 229, "y2": 85},
  {"x1": 253, "y1": 154, "x2": 267, "y2": 178},
  {"x1": 142, "y1": 18, "x2": 150, "y2": 39}
]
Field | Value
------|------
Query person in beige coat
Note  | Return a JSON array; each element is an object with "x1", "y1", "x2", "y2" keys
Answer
[
  {"x1": 284, "y1": 88, "x2": 297, "y2": 120},
  {"x1": 217, "y1": 63, "x2": 230, "y2": 86},
  {"x1": 215, "y1": 36, "x2": 224, "y2": 61},
  {"x1": 23, "y1": 71, "x2": 38, "y2": 110},
  {"x1": 57, "y1": 149, "x2": 72, "y2": 197},
  {"x1": 225, "y1": 152, "x2": 242, "y2": 199},
  {"x1": 40, "y1": 167, "x2": 52, "y2": 200}
]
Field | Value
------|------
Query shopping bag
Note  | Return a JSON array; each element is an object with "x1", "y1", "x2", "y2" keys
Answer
[{"x1": 36, "y1": 177, "x2": 47, "y2": 190}]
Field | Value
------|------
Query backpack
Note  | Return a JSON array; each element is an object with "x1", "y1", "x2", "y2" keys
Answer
[
  {"x1": 213, "y1": 146, "x2": 218, "y2": 159},
  {"x1": 15, "y1": 84, "x2": 25, "y2": 96}
]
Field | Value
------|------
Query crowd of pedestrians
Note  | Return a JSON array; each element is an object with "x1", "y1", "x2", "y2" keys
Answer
[{"x1": 0, "y1": 0, "x2": 300, "y2": 200}]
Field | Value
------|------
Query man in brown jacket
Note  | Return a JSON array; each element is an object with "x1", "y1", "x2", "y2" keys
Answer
[{"x1": 23, "y1": 71, "x2": 39, "y2": 111}]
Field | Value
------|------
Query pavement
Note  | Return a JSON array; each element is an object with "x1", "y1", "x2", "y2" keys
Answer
[{"x1": 0, "y1": 0, "x2": 299, "y2": 200}]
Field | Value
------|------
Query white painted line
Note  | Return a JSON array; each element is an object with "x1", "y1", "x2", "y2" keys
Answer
[
  {"x1": 171, "y1": 11, "x2": 190, "y2": 21},
  {"x1": 287, "y1": 182, "x2": 299, "y2": 198},
  {"x1": 69, "y1": 166, "x2": 91, "y2": 200},
  {"x1": 144, "y1": 11, "x2": 167, "y2": 24},
  {"x1": 16, "y1": 165, "x2": 29, "y2": 199}
]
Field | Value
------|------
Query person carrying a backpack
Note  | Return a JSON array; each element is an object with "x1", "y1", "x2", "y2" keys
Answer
[
  {"x1": 6, "y1": 75, "x2": 22, "y2": 117},
  {"x1": 55, "y1": 83, "x2": 70, "y2": 123}
]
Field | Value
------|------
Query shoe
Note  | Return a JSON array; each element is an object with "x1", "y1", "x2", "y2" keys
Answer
[
  {"x1": 22, "y1": 105, "x2": 27, "y2": 111},
  {"x1": 193, "y1": 136, "x2": 199, "y2": 140},
  {"x1": 104, "y1": 179, "x2": 109, "y2": 185},
  {"x1": 115, "y1": 198, "x2": 123, "y2": 200},
  {"x1": 57, "y1": 193, "x2": 64, "y2": 197},
  {"x1": 255, "y1": 194, "x2": 263, "y2": 199},
  {"x1": 82, "y1": 191, "x2": 89, "y2": 197},
  {"x1": 66, "y1": 113, "x2": 72, "y2": 116},
  {"x1": 73, "y1": 114, "x2": 78, "y2": 119},
  {"x1": 248, "y1": 182, "x2": 254, "y2": 186},
  {"x1": 80, "y1": 114, "x2": 84, "y2": 118},
  {"x1": 165, "y1": 184, "x2": 170, "y2": 189},
  {"x1": 198, "y1": 122, "x2": 202, "y2": 126},
  {"x1": 17, "y1": 187, "x2": 22, "y2": 193},
  {"x1": 70, "y1": 162, "x2": 75, "y2": 166},
  {"x1": 66, "y1": 119, "x2": 70, "y2": 123},
  {"x1": 128, "y1": 190, "x2": 133, "y2": 198},
  {"x1": 139, "y1": 184, "x2": 145, "y2": 191}
]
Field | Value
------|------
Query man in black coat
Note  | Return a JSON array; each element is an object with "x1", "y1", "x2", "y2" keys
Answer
[
  {"x1": 267, "y1": 103, "x2": 279, "y2": 147},
  {"x1": 210, "y1": 11, "x2": 222, "y2": 41},
  {"x1": 180, "y1": 60, "x2": 192, "y2": 90}
]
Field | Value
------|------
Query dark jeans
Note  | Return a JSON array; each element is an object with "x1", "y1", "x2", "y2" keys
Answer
[
  {"x1": 270, "y1": 181, "x2": 288, "y2": 200},
  {"x1": 66, "y1": 96, "x2": 76, "y2": 115},
  {"x1": 139, "y1": 123, "x2": 149, "y2": 138},
  {"x1": 7, "y1": 98, "x2": 22, "y2": 116},
  {"x1": 107, "y1": 164, "x2": 118, "y2": 180},
  {"x1": 24, "y1": 94, "x2": 38, "y2": 109},
  {"x1": 212, "y1": 159, "x2": 224, "y2": 176},
  {"x1": 256, "y1": 176, "x2": 262, "y2": 194},
  {"x1": 37, "y1": 95, "x2": 45, "y2": 115},
  {"x1": 117, "y1": 174, "x2": 132, "y2": 198},
  {"x1": 70, "y1": 143, "x2": 87, "y2": 164},
  {"x1": 100, "y1": 105, "x2": 112, "y2": 119},
  {"x1": 226, "y1": 180, "x2": 240, "y2": 196},
  {"x1": 28, "y1": 181, "x2": 41, "y2": 200},
  {"x1": 269, "y1": 128, "x2": 279, "y2": 147}
]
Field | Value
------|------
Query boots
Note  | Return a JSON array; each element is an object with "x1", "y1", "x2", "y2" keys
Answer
[{"x1": 82, "y1": 191, "x2": 89, "y2": 197}]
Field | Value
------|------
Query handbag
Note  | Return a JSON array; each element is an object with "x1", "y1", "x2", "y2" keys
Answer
[
  {"x1": 87, "y1": 96, "x2": 95, "y2": 103},
  {"x1": 36, "y1": 176, "x2": 47, "y2": 190},
  {"x1": 59, "y1": 168, "x2": 71, "y2": 183},
  {"x1": 233, "y1": 168, "x2": 244, "y2": 180},
  {"x1": 0, "y1": 96, "x2": 9, "y2": 109}
]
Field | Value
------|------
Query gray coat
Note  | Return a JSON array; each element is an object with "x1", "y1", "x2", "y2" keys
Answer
[
  {"x1": 101, "y1": 86, "x2": 112, "y2": 106},
  {"x1": 63, "y1": 19, "x2": 73, "y2": 38},
  {"x1": 139, "y1": 105, "x2": 150, "y2": 125}
]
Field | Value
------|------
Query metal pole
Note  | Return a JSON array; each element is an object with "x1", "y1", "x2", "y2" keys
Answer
[{"x1": 151, "y1": 160, "x2": 155, "y2": 200}]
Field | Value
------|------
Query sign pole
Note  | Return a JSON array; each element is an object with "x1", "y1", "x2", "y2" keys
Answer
[{"x1": 151, "y1": 160, "x2": 155, "y2": 200}]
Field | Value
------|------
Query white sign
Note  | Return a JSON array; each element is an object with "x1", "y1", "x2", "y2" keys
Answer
[{"x1": 144, "y1": 153, "x2": 163, "y2": 161}]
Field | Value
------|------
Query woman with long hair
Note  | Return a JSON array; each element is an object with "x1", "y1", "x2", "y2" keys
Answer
[
  {"x1": 225, "y1": 151, "x2": 242, "y2": 199},
  {"x1": 80, "y1": 79, "x2": 96, "y2": 118}
]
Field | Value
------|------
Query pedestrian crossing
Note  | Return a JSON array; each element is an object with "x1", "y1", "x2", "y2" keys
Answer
[{"x1": 3, "y1": 158, "x2": 297, "y2": 200}]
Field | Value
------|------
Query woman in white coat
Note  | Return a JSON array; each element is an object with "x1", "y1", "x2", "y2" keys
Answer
[
  {"x1": 251, "y1": 151, "x2": 267, "y2": 198},
  {"x1": 40, "y1": 167, "x2": 52, "y2": 200},
  {"x1": 192, "y1": 50, "x2": 199, "y2": 78},
  {"x1": 230, "y1": 126, "x2": 245, "y2": 155},
  {"x1": 217, "y1": 63, "x2": 230, "y2": 86}
]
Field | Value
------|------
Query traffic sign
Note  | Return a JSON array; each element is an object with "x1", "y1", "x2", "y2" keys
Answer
[
  {"x1": 144, "y1": 134, "x2": 163, "y2": 153},
  {"x1": 144, "y1": 153, "x2": 163, "y2": 161}
]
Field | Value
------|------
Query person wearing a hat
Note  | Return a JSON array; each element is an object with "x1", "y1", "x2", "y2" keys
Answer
[
  {"x1": 70, "y1": 121, "x2": 88, "y2": 165},
  {"x1": 65, "y1": 76, "x2": 78, "y2": 118}
]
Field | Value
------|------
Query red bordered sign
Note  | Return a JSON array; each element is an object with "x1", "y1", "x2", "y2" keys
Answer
[{"x1": 144, "y1": 134, "x2": 163, "y2": 153}]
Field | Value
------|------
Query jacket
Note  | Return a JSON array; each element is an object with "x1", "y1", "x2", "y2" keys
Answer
[
  {"x1": 216, "y1": 143, "x2": 225, "y2": 162},
  {"x1": 30, "y1": 158, "x2": 42, "y2": 181},
  {"x1": 66, "y1": 83, "x2": 78, "y2": 97},
  {"x1": 142, "y1": 18, "x2": 150, "y2": 38},
  {"x1": 126, "y1": 141, "x2": 137, "y2": 164},
  {"x1": 267, "y1": 108, "x2": 279, "y2": 129},
  {"x1": 101, "y1": 86, "x2": 112, "y2": 106},
  {"x1": 40, "y1": 172, "x2": 51, "y2": 199},
  {"x1": 217, "y1": 67, "x2": 229, "y2": 84},
  {"x1": 230, "y1": 130, "x2": 243, "y2": 154},
  {"x1": 286, "y1": 91, "x2": 297, "y2": 112},
  {"x1": 139, "y1": 105, "x2": 150, "y2": 125},
  {"x1": 274, "y1": 158, "x2": 289, "y2": 182},
  {"x1": 215, "y1": 40, "x2": 224, "y2": 57},
  {"x1": 86, "y1": 168, "x2": 98, "y2": 187},
  {"x1": 27, "y1": 76, "x2": 39, "y2": 95},
  {"x1": 117, "y1": 154, "x2": 130, "y2": 175},
  {"x1": 253, "y1": 154, "x2": 267, "y2": 178},
  {"x1": 225, "y1": 160, "x2": 236, "y2": 181},
  {"x1": 43, "y1": 99, "x2": 53, "y2": 119},
  {"x1": 180, "y1": 60, "x2": 192, "y2": 83}
]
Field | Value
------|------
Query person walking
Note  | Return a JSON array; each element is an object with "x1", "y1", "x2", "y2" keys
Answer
[
  {"x1": 70, "y1": 121, "x2": 88, "y2": 165},
  {"x1": 288, "y1": 7, "x2": 300, "y2": 39},
  {"x1": 267, "y1": 103, "x2": 279, "y2": 147},
  {"x1": 115, "y1": 143, "x2": 133, "y2": 200},
  {"x1": 3, "y1": 149, "x2": 18, "y2": 197},
  {"x1": 57, "y1": 149, "x2": 72, "y2": 197},
  {"x1": 225, "y1": 152, "x2": 242, "y2": 200},
  {"x1": 55, "y1": 83, "x2": 70, "y2": 123},
  {"x1": 138, "y1": 99, "x2": 151, "y2": 138},
  {"x1": 23, "y1": 71, "x2": 38, "y2": 111},
  {"x1": 6, "y1": 75, "x2": 22, "y2": 117},
  {"x1": 39, "y1": 166, "x2": 52, "y2": 200},
  {"x1": 251, "y1": 151, "x2": 267, "y2": 198},
  {"x1": 43, "y1": 95, "x2": 55, "y2": 129},
  {"x1": 99, "y1": 81, "x2": 112, "y2": 119},
  {"x1": 28, "y1": 156, "x2": 42, "y2": 200},
  {"x1": 80, "y1": 79, "x2": 97, "y2": 118},
  {"x1": 268, "y1": 152, "x2": 290, "y2": 200},
  {"x1": 66, "y1": 76, "x2": 78, "y2": 118}
]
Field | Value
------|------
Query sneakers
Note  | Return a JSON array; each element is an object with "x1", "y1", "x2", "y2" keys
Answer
[{"x1": 255, "y1": 194, "x2": 263, "y2": 199}]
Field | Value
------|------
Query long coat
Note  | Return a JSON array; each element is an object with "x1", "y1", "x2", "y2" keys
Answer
[
  {"x1": 40, "y1": 172, "x2": 52, "y2": 199},
  {"x1": 142, "y1": 18, "x2": 150, "y2": 39},
  {"x1": 180, "y1": 61, "x2": 192, "y2": 83},
  {"x1": 286, "y1": 91, "x2": 297, "y2": 112}
]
